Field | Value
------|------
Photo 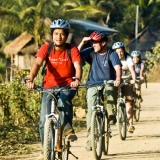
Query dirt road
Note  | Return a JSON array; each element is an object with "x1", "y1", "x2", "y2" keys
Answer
[{"x1": 6, "y1": 83, "x2": 160, "y2": 160}]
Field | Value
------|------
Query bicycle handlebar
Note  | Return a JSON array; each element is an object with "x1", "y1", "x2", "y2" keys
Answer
[
  {"x1": 78, "y1": 80, "x2": 114, "y2": 88},
  {"x1": 24, "y1": 78, "x2": 76, "y2": 93},
  {"x1": 33, "y1": 85, "x2": 75, "y2": 93}
]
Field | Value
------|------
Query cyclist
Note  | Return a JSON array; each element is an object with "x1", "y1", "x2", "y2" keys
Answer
[
  {"x1": 26, "y1": 19, "x2": 82, "y2": 160},
  {"x1": 78, "y1": 31, "x2": 122, "y2": 151},
  {"x1": 112, "y1": 42, "x2": 136, "y2": 133},
  {"x1": 131, "y1": 50, "x2": 145, "y2": 102}
]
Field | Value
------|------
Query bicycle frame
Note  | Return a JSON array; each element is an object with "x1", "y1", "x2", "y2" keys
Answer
[
  {"x1": 116, "y1": 80, "x2": 129, "y2": 140},
  {"x1": 31, "y1": 85, "x2": 77, "y2": 160},
  {"x1": 45, "y1": 97, "x2": 60, "y2": 151},
  {"x1": 79, "y1": 80, "x2": 113, "y2": 159},
  {"x1": 91, "y1": 85, "x2": 104, "y2": 112}
]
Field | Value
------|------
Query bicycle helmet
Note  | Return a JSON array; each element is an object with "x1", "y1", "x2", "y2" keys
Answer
[
  {"x1": 131, "y1": 50, "x2": 141, "y2": 57},
  {"x1": 112, "y1": 42, "x2": 124, "y2": 49},
  {"x1": 90, "y1": 31, "x2": 108, "y2": 42},
  {"x1": 50, "y1": 19, "x2": 71, "y2": 31}
]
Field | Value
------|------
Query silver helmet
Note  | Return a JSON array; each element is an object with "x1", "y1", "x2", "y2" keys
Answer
[
  {"x1": 50, "y1": 19, "x2": 71, "y2": 31},
  {"x1": 112, "y1": 42, "x2": 124, "y2": 49},
  {"x1": 131, "y1": 50, "x2": 141, "y2": 57}
]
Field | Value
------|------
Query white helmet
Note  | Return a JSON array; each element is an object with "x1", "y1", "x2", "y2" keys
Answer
[
  {"x1": 50, "y1": 19, "x2": 71, "y2": 31},
  {"x1": 112, "y1": 42, "x2": 124, "y2": 49},
  {"x1": 131, "y1": 50, "x2": 141, "y2": 57}
]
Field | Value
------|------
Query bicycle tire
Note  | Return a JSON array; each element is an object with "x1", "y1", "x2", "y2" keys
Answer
[
  {"x1": 44, "y1": 118, "x2": 56, "y2": 160},
  {"x1": 61, "y1": 140, "x2": 69, "y2": 160},
  {"x1": 134, "y1": 98, "x2": 141, "y2": 122},
  {"x1": 91, "y1": 110, "x2": 103, "y2": 160},
  {"x1": 102, "y1": 113, "x2": 109, "y2": 155},
  {"x1": 117, "y1": 102, "x2": 127, "y2": 140}
]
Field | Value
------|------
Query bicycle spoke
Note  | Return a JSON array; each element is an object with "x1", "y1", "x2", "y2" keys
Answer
[
  {"x1": 91, "y1": 111, "x2": 103, "y2": 160},
  {"x1": 117, "y1": 103, "x2": 127, "y2": 140}
]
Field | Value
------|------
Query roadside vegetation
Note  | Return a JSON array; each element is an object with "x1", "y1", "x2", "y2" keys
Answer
[{"x1": 0, "y1": 0, "x2": 160, "y2": 158}]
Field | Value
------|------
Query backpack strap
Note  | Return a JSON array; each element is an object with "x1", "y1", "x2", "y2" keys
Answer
[
  {"x1": 65, "y1": 43, "x2": 72, "y2": 61},
  {"x1": 41, "y1": 42, "x2": 54, "y2": 76}
]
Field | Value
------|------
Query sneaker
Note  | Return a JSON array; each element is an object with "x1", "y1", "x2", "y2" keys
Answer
[
  {"x1": 67, "y1": 133, "x2": 78, "y2": 142},
  {"x1": 85, "y1": 141, "x2": 92, "y2": 151},
  {"x1": 37, "y1": 153, "x2": 44, "y2": 160},
  {"x1": 128, "y1": 125, "x2": 135, "y2": 133}
]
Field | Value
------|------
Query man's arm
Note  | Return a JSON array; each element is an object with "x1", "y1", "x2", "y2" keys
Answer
[
  {"x1": 26, "y1": 57, "x2": 44, "y2": 89},
  {"x1": 73, "y1": 61, "x2": 82, "y2": 80},
  {"x1": 140, "y1": 64, "x2": 145, "y2": 79},
  {"x1": 129, "y1": 65, "x2": 136, "y2": 84},
  {"x1": 114, "y1": 65, "x2": 122, "y2": 86},
  {"x1": 78, "y1": 37, "x2": 91, "y2": 51},
  {"x1": 70, "y1": 61, "x2": 82, "y2": 88}
]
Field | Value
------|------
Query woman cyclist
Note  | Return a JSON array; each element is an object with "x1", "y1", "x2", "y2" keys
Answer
[
  {"x1": 112, "y1": 42, "x2": 136, "y2": 133},
  {"x1": 131, "y1": 50, "x2": 145, "y2": 101}
]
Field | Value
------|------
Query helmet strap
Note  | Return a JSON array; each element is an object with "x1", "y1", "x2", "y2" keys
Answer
[{"x1": 98, "y1": 42, "x2": 106, "y2": 53}]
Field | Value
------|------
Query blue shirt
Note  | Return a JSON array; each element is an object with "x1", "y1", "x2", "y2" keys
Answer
[
  {"x1": 80, "y1": 47, "x2": 121, "y2": 84},
  {"x1": 134, "y1": 62, "x2": 145, "y2": 77}
]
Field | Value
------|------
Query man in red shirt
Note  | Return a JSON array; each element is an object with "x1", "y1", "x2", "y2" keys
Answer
[{"x1": 26, "y1": 19, "x2": 82, "y2": 159}]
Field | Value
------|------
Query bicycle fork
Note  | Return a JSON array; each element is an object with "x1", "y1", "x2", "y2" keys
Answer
[{"x1": 46, "y1": 99, "x2": 60, "y2": 151}]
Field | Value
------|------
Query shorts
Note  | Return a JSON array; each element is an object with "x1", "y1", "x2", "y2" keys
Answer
[{"x1": 122, "y1": 84, "x2": 134, "y2": 101}]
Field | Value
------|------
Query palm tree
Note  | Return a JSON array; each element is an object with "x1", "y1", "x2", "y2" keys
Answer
[{"x1": 0, "y1": 0, "x2": 60, "y2": 46}]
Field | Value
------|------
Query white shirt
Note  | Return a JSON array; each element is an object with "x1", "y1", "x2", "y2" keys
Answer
[{"x1": 121, "y1": 55, "x2": 134, "y2": 79}]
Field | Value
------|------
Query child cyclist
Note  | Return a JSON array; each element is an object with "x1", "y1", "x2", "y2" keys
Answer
[{"x1": 131, "y1": 50, "x2": 146, "y2": 101}]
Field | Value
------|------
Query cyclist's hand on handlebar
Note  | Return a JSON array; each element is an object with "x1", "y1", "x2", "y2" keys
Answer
[
  {"x1": 114, "y1": 80, "x2": 120, "y2": 87},
  {"x1": 70, "y1": 79, "x2": 80, "y2": 88},
  {"x1": 25, "y1": 78, "x2": 35, "y2": 89},
  {"x1": 140, "y1": 76, "x2": 144, "y2": 80},
  {"x1": 130, "y1": 79, "x2": 136, "y2": 84}
]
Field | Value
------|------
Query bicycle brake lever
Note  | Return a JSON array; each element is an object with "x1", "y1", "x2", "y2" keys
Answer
[{"x1": 34, "y1": 85, "x2": 43, "y2": 91}]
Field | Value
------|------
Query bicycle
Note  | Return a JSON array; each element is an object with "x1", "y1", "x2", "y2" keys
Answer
[
  {"x1": 79, "y1": 80, "x2": 113, "y2": 160},
  {"x1": 133, "y1": 78, "x2": 143, "y2": 122},
  {"x1": 116, "y1": 79, "x2": 129, "y2": 140},
  {"x1": 26, "y1": 83, "x2": 78, "y2": 160}
]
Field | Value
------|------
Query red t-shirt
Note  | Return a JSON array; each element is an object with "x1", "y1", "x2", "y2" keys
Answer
[{"x1": 36, "y1": 43, "x2": 81, "y2": 88}]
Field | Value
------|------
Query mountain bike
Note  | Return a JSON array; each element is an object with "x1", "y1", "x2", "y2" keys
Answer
[
  {"x1": 79, "y1": 80, "x2": 113, "y2": 160},
  {"x1": 26, "y1": 83, "x2": 78, "y2": 160},
  {"x1": 116, "y1": 80, "x2": 129, "y2": 140},
  {"x1": 133, "y1": 79, "x2": 142, "y2": 122}
]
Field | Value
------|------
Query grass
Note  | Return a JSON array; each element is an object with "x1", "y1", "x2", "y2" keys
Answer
[{"x1": 147, "y1": 64, "x2": 160, "y2": 82}]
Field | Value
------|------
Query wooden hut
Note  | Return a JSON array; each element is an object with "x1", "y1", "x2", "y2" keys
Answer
[
  {"x1": 4, "y1": 31, "x2": 38, "y2": 70},
  {"x1": 3, "y1": 32, "x2": 38, "y2": 81}
]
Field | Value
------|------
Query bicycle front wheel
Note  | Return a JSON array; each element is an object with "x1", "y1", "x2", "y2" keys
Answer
[
  {"x1": 102, "y1": 113, "x2": 109, "y2": 155},
  {"x1": 134, "y1": 98, "x2": 141, "y2": 122},
  {"x1": 44, "y1": 118, "x2": 56, "y2": 160},
  {"x1": 117, "y1": 102, "x2": 127, "y2": 140},
  {"x1": 91, "y1": 111, "x2": 103, "y2": 160}
]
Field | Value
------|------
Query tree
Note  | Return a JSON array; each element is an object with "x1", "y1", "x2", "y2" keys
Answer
[{"x1": 0, "y1": 0, "x2": 60, "y2": 45}]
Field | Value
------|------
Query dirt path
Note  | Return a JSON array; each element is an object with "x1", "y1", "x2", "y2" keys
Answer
[{"x1": 3, "y1": 83, "x2": 160, "y2": 160}]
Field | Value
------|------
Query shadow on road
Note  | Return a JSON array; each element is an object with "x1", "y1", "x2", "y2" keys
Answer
[{"x1": 101, "y1": 150, "x2": 160, "y2": 160}]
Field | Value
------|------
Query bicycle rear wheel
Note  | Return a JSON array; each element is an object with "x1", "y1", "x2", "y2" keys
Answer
[
  {"x1": 102, "y1": 113, "x2": 109, "y2": 155},
  {"x1": 61, "y1": 140, "x2": 69, "y2": 160},
  {"x1": 91, "y1": 110, "x2": 103, "y2": 160},
  {"x1": 134, "y1": 98, "x2": 141, "y2": 122},
  {"x1": 117, "y1": 103, "x2": 127, "y2": 140},
  {"x1": 44, "y1": 118, "x2": 56, "y2": 160}
]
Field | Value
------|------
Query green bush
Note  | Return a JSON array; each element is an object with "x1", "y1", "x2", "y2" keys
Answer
[{"x1": 0, "y1": 63, "x2": 90, "y2": 156}]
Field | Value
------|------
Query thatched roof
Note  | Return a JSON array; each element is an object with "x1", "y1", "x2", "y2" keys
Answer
[
  {"x1": 127, "y1": 27, "x2": 160, "y2": 52},
  {"x1": 4, "y1": 31, "x2": 38, "y2": 55}
]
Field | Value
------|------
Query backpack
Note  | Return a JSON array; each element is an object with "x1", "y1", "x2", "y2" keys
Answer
[{"x1": 41, "y1": 42, "x2": 73, "y2": 76}]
